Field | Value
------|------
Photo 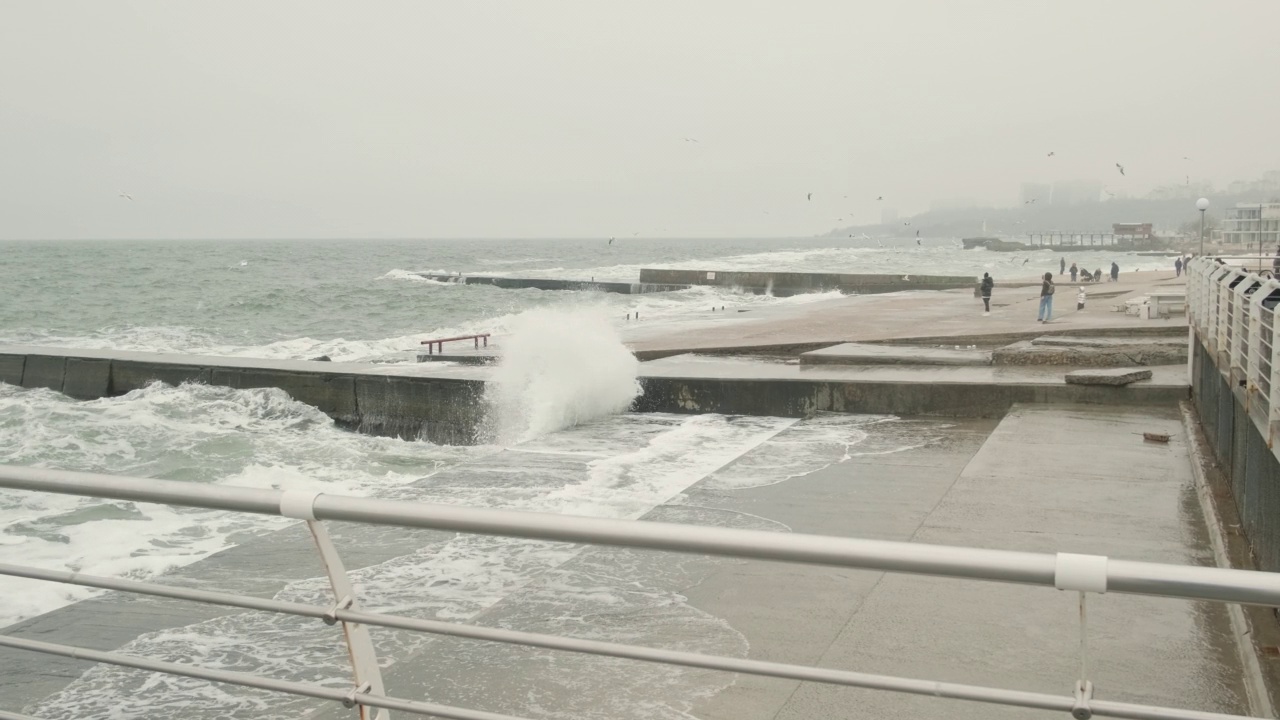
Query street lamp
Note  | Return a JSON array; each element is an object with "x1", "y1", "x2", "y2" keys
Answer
[{"x1": 1196, "y1": 197, "x2": 1210, "y2": 256}]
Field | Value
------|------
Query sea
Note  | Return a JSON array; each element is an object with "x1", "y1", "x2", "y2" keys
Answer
[{"x1": 0, "y1": 237, "x2": 1174, "y2": 718}]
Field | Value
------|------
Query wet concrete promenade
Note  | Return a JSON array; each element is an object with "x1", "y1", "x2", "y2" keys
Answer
[
  {"x1": 624, "y1": 270, "x2": 1189, "y2": 358},
  {"x1": 683, "y1": 404, "x2": 1250, "y2": 719}
]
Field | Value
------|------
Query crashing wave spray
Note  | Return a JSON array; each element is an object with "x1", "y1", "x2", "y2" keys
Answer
[{"x1": 485, "y1": 307, "x2": 640, "y2": 443}]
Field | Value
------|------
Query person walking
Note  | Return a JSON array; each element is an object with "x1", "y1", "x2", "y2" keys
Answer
[
  {"x1": 1038, "y1": 272, "x2": 1055, "y2": 322},
  {"x1": 1069, "y1": 262, "x2": 1078, "y2": 282},
  {"x1": 1060, "y1": 257, "x2": 1066, "y2": 275},
  {"x1": 1175, "y1": 257, "x2": 1183, "y2": 277},
  {"x1": 1076, "y1": 286, "x2": 1087, "y2": 311},
  {"x1": 980, "y1": 272, "x2": 994, "y2": 316},
  {"x1": 1110, "y1": 261, "x2": 1119, "y2": 281}
]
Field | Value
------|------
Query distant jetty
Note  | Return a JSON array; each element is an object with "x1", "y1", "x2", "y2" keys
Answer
[{"x1": 415, "y1": 270, "x2": 978, "y2": 296}]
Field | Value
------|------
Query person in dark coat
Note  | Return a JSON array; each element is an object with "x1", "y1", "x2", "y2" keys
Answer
[
  {"x1": 1110, "y1": 262, "x2": 1120, "y2": 281},
  {"x1": 1069, "y1": 262, "x2": 1078, "y2": 282},
  {"x1": 980, "y1": 272, "x2": 994, "y2": 315},
  {"x1": 1175, "y1": 257, "x2": 1183, "y2": 277},
  {"x1": 1060, "y1": 257, "x2": 1065, "y2": 275},
  {"x1": 1038, "y1": 272, "x2": 1055, "y2": 322}
]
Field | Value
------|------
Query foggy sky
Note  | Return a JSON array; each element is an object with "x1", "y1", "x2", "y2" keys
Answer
[{"x1": 2, "y1": 0, "x2": 1278, "y2": 240}]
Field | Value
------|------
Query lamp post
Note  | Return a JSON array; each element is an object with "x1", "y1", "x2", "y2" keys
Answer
[{"x1": 1196, "y1": 197, "x2": 1210, "y2": 256}]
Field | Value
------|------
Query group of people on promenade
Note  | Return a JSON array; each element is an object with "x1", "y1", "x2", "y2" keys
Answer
[
  {"x1": 1059, "y1": 257, "x2": 1119, "y2": 284},
  {"x1": 977, "y1": 256, "x2": 1133, "y2": 323}
]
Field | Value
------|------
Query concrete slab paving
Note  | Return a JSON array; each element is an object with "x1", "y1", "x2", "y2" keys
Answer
[
  {"x1": 627, "y1": 270, "x2": 1189, "y2": 358},
  {"x1": 687, "y1": 404, "x2": 1248, "y2": 720},
  {"x1": 1066, "y1": 367, "x2": 1154, "y2": 385}
]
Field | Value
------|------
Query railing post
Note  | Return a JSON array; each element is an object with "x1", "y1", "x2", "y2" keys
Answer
[
  {"x1": 1230, "y1": 275, "x2": 1259, "y2": 388},
  {"x1": 280, "y1": 491, "x2": 390, "y2": 720},
  {"x1": 1054, "y1": 553, "x2": 1107, "y2": 720}
]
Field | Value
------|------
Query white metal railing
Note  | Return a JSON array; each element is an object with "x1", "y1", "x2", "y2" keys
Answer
[
  {"x1": 2, "y1": 465, "x2": 1279, "y2": 720},
  {"x1": 1189, "y1": 257, "x2": 1280, "y2": 436}
]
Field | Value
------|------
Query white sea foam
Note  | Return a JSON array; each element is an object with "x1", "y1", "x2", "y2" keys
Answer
[
  {"x1": 0, "y1": 381, "x2": 481, "y2": 627},
  {"x1": 31, "y1": 412, "x2": 797, "y2": 719},
  {"x1": 485, "y1": 306, "x2": 641, "y2": 443}
]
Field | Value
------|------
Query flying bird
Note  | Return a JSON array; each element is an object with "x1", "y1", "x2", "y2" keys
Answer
[
  {"x1": 118, "y1": 191, "x2": 133, "y2": 201},
  {"x1": 608, "y1": 237, "x2": 614, "y2": 244},
  {"x1": 903, "y1": 221, "x2": 911, "y2": 226},
  {"x1": 683, "y1": 137, "x2": 698, "y2": 143},
  {"x1": 1022, "y1": 258, "x2": 1030, "y2": 265},
  {"x1": 1115, "y1": 163, "x2": 1125, "y2": 176},
  {"x1": 1025, "y1": 199, "x2": 1037, "y2": 204},
  {"x1": 807, "y1": 193, "x2": 812, "y2": 201},
  {"x1": 1047, "y1": 152, "x2": 1055, "y2": 157},
  {"x1": 876, "y1": 196, "x2": 883, "y2": 201}
]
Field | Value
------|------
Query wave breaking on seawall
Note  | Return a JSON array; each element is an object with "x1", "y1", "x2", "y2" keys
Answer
[{"x1": 485, "y1": 307, "x2": 641, "y2": 444}]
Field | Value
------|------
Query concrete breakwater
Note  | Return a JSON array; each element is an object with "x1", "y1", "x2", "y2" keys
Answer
[
  {"x1": 0, "y1": 346, "x2": 487, "y2": 445},
  {"x1": 413, "y1": 273, "x2": 690, "y2": 294},
  {"x1": 414, "y1": 270, "x2": 977, "y2": 297},
  {"x1": 636, "y1": 269, "x2": 976, "y2": 295}
]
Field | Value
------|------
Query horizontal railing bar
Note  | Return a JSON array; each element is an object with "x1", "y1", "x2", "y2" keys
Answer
[
  {"x1": 0, "y1": 624, "x2": 1251, "y2": 720},
  {"x1": 0, "y1": 562, "x2": 1252, "y2": 720},
  {"x1": 2, "y1": 465, "x2": 1279, "y2": 606},
  {"x1": 0, "y1": 635, "x2": 534, "y2": 720},
  {"x1": 0, "y1": 562, "x2": 1072, "y2": 711}
]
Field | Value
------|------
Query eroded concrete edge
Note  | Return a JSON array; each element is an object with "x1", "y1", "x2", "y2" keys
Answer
[{"x1": 1180, "y1": 400, "x2": 1278, "y2": 718}]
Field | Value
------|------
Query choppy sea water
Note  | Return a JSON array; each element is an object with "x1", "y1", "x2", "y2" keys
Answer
[
  {"x1": 0, "y1": 237, "x2": 1161, "y2": 717},
  {"x1": 0, "y1": 237, "x2": 1172, "y2": 362}
]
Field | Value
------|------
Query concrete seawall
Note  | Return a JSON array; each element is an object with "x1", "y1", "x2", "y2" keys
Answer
[
  {"x1": 635, "y1": 364, "x2": 1188, "y2": 417},
  {"x1": 0, "y1": 346, "x2": 487, "y2": 445},
  {"x1": 636, "y1": 269, "x2": 976, "y2": 295},
  {"x1": 2, "y1": 346, "x2": 1190, "y2": 446}
]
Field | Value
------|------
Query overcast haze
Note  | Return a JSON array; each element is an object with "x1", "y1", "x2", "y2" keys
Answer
[{"x1": 2, "y1": 1, "x2": 1278, "y2": 240}]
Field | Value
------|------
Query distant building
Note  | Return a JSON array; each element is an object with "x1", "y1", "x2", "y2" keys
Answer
[
  {"x1": 1113, "y1": 222, "x2": 1154, "y2": 239},
  {"x1": 1222, "y1": 202, "x2": 1280, "y2": 248}
]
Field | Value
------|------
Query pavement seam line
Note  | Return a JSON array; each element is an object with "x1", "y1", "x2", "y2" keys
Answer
[
  {"x1": 1179, "y1": 400, "x2": 1276, "y2": 719},
  {"x1": 762, "y1": 417, "x2": 995, "y2": 720}
]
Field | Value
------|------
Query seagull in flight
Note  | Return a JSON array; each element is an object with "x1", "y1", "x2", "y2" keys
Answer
[
  {"x1": 806, "y1": 192, "x2": 812, "y2": 201},
  {"x1": 1115, "y1": 163, "x2": 1125, "y2": 176},
  {"x1": 876, "y1": 196, "x2": 883, "y2": 201},
  {"x1": 1023, "y1": 258, "x2": 1030, "y2": 265},
  {"x1": 903, "y1": 221, "x2": 911, "y2": 226},
  {"x1": 1025, "y1": 198, "x2": 1038, "y2": 204},
  {"x1": 608, "y1": 237, "x2": 614, "y2": 245},
  {"x1": 118, "y1": 191, "x2": 133, "y2": 201},
  {"x1": 1047, "y1": 152, "x2": 1055, "y2": 157},
  {"x1": 682, "y1": 137, "x2": 698, "y2": 143}
]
